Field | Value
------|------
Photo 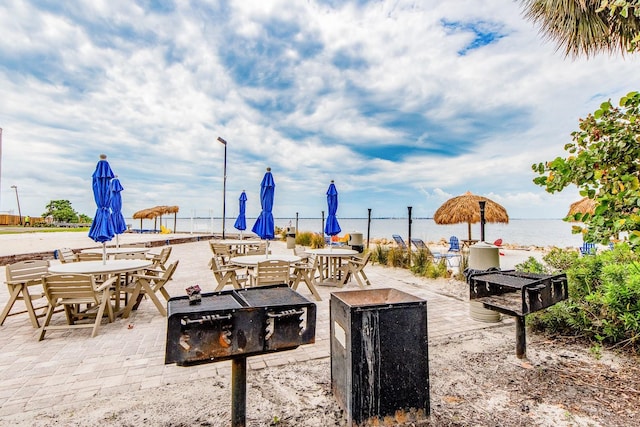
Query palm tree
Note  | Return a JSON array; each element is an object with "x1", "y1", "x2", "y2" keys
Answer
[{"x1": 520, "y1": 0, "x2": 640, "y2": 57}]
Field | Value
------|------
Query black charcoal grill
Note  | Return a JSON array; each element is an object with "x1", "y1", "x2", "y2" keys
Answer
[
  {"x1": 468, "y1": 270, "x2": 567, "y2": 358},
  {"x1": 165, "y1": 284, "x2": 316, "y2": 427}
]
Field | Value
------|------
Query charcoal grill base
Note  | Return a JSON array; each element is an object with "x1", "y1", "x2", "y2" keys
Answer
[{"x1": 468, "y1": 271, "x2": 568, "y2": 359}]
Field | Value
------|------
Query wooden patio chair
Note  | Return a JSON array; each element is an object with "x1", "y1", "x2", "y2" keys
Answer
[
  {"x1": 245, "y1": 242, "x2": 268, "y2": 256},
  {"x1": 251, "y1": 259, "x2": 290, "y2": 287},
  {"x1": 77, "y1": 252, "x2": 103, "y2": 261},
  {"x1": 56, "y1": 248, "x2": 78, "y2": 263},
  {"x1": 146, "y1": 246, "x2": 172, "y2": 270},
  {"x1": 209, "y1": 241, "x2": 235, "y2": 265},
  {"x1": 121, "y1": 260, "x2": 179, "y2": 318},
  {"x1": 209, "y1": 257, "x2": 247, "y2": 291},
  {"x1": 38, "y1": 273, "x2": 117, "y2": 340},
  {"x1": 337, "y1": 252, "x2": 372, "y2": 289},
  {"x1": 1, "y1": 260, "x2": 50, "y2": 328},
  {"x1": 289, "y1": 257, "x2": 322, "y2": 301}
]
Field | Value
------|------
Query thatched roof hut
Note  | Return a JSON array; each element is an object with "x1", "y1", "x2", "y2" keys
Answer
[
  {"x1": 433, "y1": 191, "x2": 509, "y2": 241},
  {"x1": 566, "y1": 197, "x2": 596, "y2": 221}
]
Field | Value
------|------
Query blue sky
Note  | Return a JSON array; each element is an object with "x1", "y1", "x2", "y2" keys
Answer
[{"x1": 1, "y1": 0, "x2": 639, "y2": 222}]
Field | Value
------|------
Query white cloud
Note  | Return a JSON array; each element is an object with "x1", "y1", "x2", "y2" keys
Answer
[{"x1": 1, "y1": 0, "x2": 639, "y2": 226}]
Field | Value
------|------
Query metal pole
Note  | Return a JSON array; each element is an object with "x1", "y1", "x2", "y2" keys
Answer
[
  {"x1": 11, "y1": 185, "x2": 21, "y2": 226},
  {"x1": 321, "y1": 211, "x2": 325, "y2": 246},
  {"x1": 218, "y1": 137, "x2": 227, "y2": 239},
  {"x1": 479, "y1": 201, "x2": 486, "y2": 242},
  {"x1": 408, "y1": 206, "x2": 412, "y2": 264},
  {"x1": 366, "y1": 208, "x2": 372, "y2": 249},
  {"x1": 516, "y1": 316, "x2": 526, "y2": 359},
  {"x1": 296, "y1": 212, "x2": 299, "y2": 236},
  {"x1": 231, "y1": 356, "x2": 247, "y2": 427},
  {"x1": 0, "y1": 128, "x2": 3, "y2": 212}
]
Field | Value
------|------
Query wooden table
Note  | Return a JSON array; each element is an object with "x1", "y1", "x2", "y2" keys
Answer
[
  {"x1": 306, "y1": 248, "x2": 358, "y2": 286},
  {"x1": 49, "y1": 259, "x2": 152, "y2": 312}
]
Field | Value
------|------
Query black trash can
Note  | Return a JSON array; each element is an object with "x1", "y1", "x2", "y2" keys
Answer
[{"x1": 330, "y1": 289, "x2": 430, "y2": 426}]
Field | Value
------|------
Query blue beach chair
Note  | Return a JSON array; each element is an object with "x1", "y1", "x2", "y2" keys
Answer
[
  {"x1": 580, "y1": 242, "x2": 597, "y2": 256},
  {"x1": 448, "y1": 236, "x2": 460, "y2": 253},
  {"x1": 392, "y1": 234, "x2": 408, "y2": 249}
]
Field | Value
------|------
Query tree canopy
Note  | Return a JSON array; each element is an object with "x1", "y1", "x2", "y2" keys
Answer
[
  {"x1": 42, "y1": 200, "x2": 84, "y2": 223},
  {"x1": 532, "y1": 91, "x2": 640, "y2": 246},
  {"x1": 521, "y1": 0, "x2": 640, "y2": 57}
]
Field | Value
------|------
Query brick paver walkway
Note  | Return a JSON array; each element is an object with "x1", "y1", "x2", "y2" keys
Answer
[{"x1": 0, "y1": 240, "x2": 512, "y2": 417}]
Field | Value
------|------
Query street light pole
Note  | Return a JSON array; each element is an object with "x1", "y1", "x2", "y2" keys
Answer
[
  {"x1": 217, "y1": 136, "x2": 227, "y2": 239},
  {"x1": 11, "y1": 185, "x2": 22, "y2": 226}
]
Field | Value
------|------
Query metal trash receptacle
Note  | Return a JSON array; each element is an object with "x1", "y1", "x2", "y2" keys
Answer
[
  {"x1": 347, "y1": 232, "x2": 363, "y2": 252},
  {"x1": 468, "y1": 241, "x2": 502, "y2": 322},
  {"x1": 286, "y1": 226, "x2": 296, "y2": 249},
  {"x1": 330, "y1": 289, "x2": 430, "y2": 426}
]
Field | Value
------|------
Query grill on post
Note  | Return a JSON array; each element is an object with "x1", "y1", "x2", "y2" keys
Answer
[
  {"x1": 468, "y1": 271, "x2": 567, "y2": 358},
  {"x1": 165, "y1": 284, "x2": 316, "y2": 426}
]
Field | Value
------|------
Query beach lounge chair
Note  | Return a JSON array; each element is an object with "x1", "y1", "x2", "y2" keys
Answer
[
  {"x1": 411, "y1": 238, "x2": 426, "y2": 250},
  {"x1": 580, "y1": 242, "x2": 597, "y2": 256},
  {"x1": 38, "y1": 273, "x2": 117, "y2": 340},
  {"x1": 1, "y1": 260, "x2": 50, "y2": 328},
  {"x1": 392, "y1": 234, "x2": 408, "y2": 249}
]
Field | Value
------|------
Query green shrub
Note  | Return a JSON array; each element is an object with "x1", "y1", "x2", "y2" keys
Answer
[
  {"x1": 371, "y1": 245, "x2": 389, "y2": 265},
  {"x1": 387, "y1": 247, "x2": 408, "y2": 268},
  {"x1": 529, "y1": 246, "x2": 640, "y2": 352},
  {"x1": 515, "y1": 256, "x2": 547, "y2": 274},
  {"x1": 295, "y1": 231, "x2": 313, "y2": 247},
  {"x1": 309, "y1": 233, "x2": 325, "y2": 249}
]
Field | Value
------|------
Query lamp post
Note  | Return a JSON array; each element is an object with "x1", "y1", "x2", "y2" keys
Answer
[
  {"x1": 217, "y1": 136, "x2": 227, "y2": 239},
  {"x1": 11, "y1": 185, "x2": 22, "y2": 226}
]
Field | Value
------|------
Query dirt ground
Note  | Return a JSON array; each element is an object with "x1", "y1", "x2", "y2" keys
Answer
[{"x1": 7, "y1": 281, "x2": 640, "y2": 427}]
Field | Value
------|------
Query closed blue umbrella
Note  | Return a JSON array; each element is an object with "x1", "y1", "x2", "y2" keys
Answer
[
  {"x1": 88, "y1": 154, "x2": 115, "y2": 263},
  {"x1": 234, "y1": 191, "x2": 247, "y2": 239},
  {"x1": 252, "y1": 167, "x2": 275, "y2": 255},
  {"x1": 110, "y1": 176, "x2": 126, "y2": 247},
  {"x1": 324, "y1": 180, "x2": 341, "y2": 248}
]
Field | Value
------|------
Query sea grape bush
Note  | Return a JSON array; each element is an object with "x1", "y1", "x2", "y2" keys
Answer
[
  {"x1": 532, "y1": 92, "x2": 640, "y2": 249},
  {"x1": 528, "y1": 244, "x2": 640, "y2": 352}
]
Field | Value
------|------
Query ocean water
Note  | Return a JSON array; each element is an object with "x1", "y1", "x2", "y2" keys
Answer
[{"x1": 129, "y1": 217, "x2": 585, "y2": 248}]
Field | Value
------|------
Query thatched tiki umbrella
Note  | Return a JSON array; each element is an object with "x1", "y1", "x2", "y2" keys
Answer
[
  {"x1": 132, "y1": 205, "x2": 179, "y2": 231},
  {"x1": 566, "y1": 197, "x2": 596, "y2": 222},
  {"x1": 433, "y1": 191, "x2": 509, "y2": 242}
]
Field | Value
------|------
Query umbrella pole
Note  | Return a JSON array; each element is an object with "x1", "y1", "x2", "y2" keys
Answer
[
  {"x1": 116, "y1": 234, "x2": 120, "y2": 248},
  {"x1": 266, "y1": 240, "x2": 269, "y2": 258},
  {"x1": 468, "y1": 222, "x2": 472, "y2": 242},
  {"x1": 102, "y1": 243, "x2": 106, "y2": 265}
]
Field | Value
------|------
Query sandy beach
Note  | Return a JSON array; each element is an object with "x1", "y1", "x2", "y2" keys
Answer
[{"x1": 0, "y1": 232, "x2": 637, "y2": 426}]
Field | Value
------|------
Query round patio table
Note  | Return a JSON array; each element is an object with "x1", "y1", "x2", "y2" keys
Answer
[
  {"x1": 49, "y1": 259, "x2": 152, "y2": 312},
  {"x1": 305, "y1": 248, "x2": 358, "y2": 286},
  {"x1": 80, "y1": 247, "x2": 150, "y2": 257}
]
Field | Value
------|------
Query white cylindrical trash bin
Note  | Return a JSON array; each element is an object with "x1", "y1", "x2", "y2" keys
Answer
[{"x1": 468, "y1": 242, "x2": 502, "y2": 322}]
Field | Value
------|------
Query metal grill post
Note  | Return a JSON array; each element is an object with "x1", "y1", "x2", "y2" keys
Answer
[{"x1": 232, "y1": 357, "x2": 247, "y2": 427}]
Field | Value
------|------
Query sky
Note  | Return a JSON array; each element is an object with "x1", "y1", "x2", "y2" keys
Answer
[{"x1": 1, "y1": 0, "x2": 639, "y2": 222}]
